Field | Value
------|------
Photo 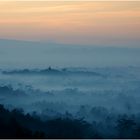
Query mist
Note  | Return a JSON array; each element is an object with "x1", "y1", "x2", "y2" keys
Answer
[
  {"x1": 1, "y1": 39, "x2": 140, "y2": 138},
  {"x1": 0, "y1": 39, "x2": 140, "y2": 69}
]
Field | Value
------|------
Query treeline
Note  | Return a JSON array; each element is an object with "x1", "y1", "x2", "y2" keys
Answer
[
  {"x1": 1, "y1": 104, "x2": 140, "y2": 139},
  {"x1": 0, "y1": 104, "x2": 99, "y2": 139},
  {"x1": 2, "y1": 67, "x2": 102, "y2": 77}
]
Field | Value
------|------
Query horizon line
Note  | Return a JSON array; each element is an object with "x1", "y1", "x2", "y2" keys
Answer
[{"x1": 0, "y1": 38, "x2": 140, "y2": 49}]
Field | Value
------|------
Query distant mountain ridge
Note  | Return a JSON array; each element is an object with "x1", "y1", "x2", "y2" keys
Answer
[
  {"x1": 2, "y1": 67, "x2": 103, "y2": 77},
  {"x1": 0, "y1": 38, "x2": 140, "y2": 68}
]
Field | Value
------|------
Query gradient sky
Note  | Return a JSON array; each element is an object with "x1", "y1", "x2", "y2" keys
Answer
[{"x1": 0, "y1": 1, "x2": 140, "y2": 47}]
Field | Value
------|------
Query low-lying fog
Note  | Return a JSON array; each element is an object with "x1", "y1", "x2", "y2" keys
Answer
[
  {"x1": 0, "y1": 40, "x2": 140, "y2": 122},
  {"x1": 0, "y1": 66, "x2": 140, "y2": 122}
]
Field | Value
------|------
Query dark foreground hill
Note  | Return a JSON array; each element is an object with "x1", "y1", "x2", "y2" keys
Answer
[
  {"x1": 0, "y1": 104, "x2": 100, "y2": 139},
  {"x1": 1, "y1": 104, "x2": 140, "y2": 138}
]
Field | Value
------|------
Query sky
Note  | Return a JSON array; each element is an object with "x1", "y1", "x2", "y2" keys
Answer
[
  {"x1": 0, "y1": 1, "x2": 140, "y2": 47},
  {"x1": 0, "y1": 1, "x2": 140, "y2": 68}
]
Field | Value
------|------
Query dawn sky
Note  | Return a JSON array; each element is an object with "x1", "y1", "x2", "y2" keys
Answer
[{"x1": 0, "y1": 1, "x2": 140, "y2": 47}]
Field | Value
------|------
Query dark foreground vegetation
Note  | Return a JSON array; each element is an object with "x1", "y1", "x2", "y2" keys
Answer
[
  {"x1": 0, "y1": 104, "x2": 99, "y2": 139},
  {"x1": 1, "y1": 104, "x2": 140, "y2": 139}
]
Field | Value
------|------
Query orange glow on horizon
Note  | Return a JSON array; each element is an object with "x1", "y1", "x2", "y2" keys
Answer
[{"x1": 0, "y1": 1, "x2": 140, "y2": 46}]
